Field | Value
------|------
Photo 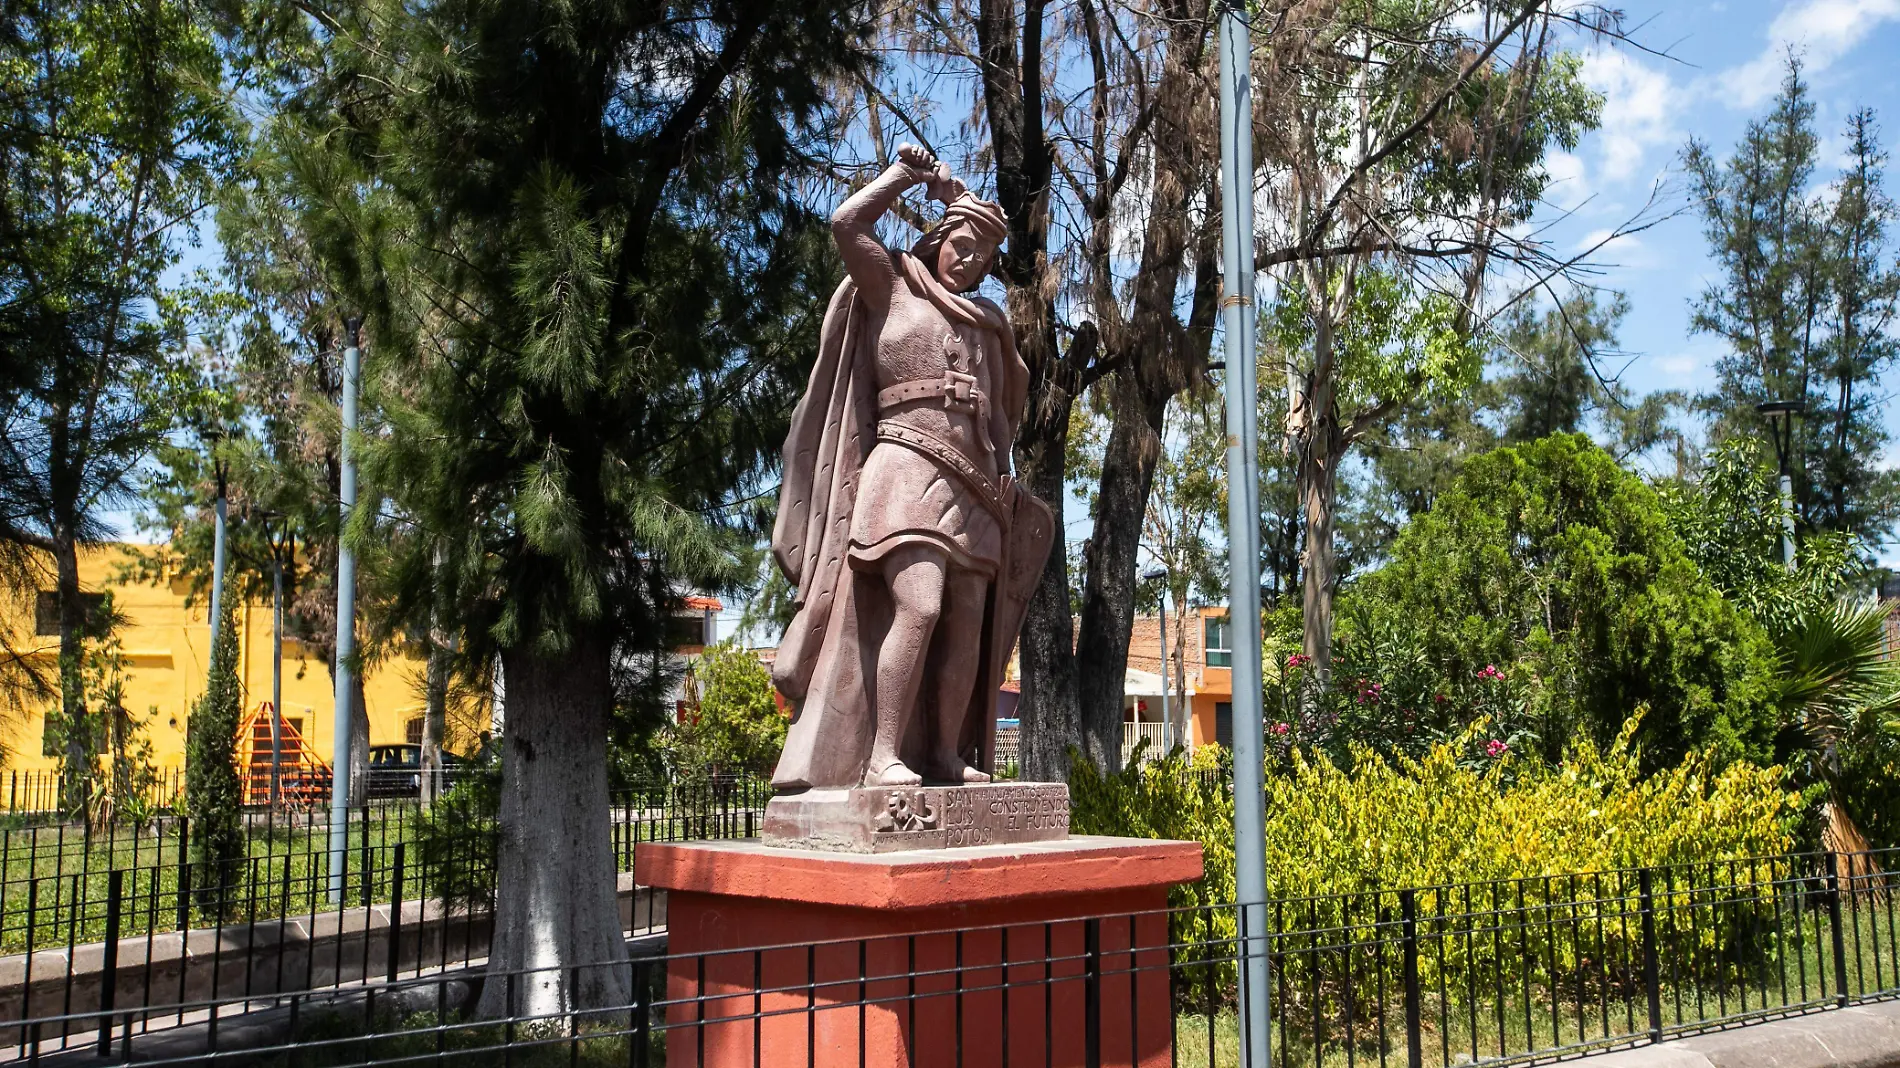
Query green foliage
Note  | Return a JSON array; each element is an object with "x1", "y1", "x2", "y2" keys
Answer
[
  {"x1": 1075, "y1": 723, "x2": 1796, "y2": 1012},
  {"x1": 665, "y1": 642, "x2": 787, "y2": 780},
  {"x1": 1769, "y1": 600, "x2": 1900, "y2": 846},
  {"x1": 1686, "y1": 59, "x2": 1900, "y2": 543},
  {"x1": 1271, "y1": 267, "x2": 1483, "y2": 423},
  {"x1": 185, "y1": 603, "x2": 245, "y2": 918},
  {"x1": 1363, "y1": 289, "x2": 1681, "y2": 556},
  {"x1": 416, "y1": 761, "x2": 502, "y2": 916},
  {"x1": 0, "y1": 0, "x2": 244, "y2": 798},
  {"x1": 1660, "y1": 439, "x2": 1865, "y2": 638},
  {"x1": 1070, "y1": 742, "x2": 1235, "y2": 1002},
  {"x1": 1354, "y1": 434, "x2": 1781, "y2": 769}
]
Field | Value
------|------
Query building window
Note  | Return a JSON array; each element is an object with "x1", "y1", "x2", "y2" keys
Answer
[
  {"x1": 665, "y1": 614, "x2": 710, "y2": 650},
  {"x1": 1204, "y1": 616, "x2": 1232, "y2": 667},
  {"x1": 35, "y1": 591, "x2": 109, "y2": 637},
  {"x1": 405, "y1": 717, "x2": 424, "y2": 745}
]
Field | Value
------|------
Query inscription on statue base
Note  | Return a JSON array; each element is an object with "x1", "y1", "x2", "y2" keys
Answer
[{"x1": 761, "y1": 782, "x2": 1070, "y2": 854}]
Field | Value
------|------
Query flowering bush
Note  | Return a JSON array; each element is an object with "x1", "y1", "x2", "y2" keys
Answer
[{"x1": 1071, "y1": 717, "x2": 1797, "y2": 1009}]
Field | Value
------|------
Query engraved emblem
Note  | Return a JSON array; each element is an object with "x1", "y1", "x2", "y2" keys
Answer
[{"x1": 873, "y1": 791, "x2": 938, "y2": 833}]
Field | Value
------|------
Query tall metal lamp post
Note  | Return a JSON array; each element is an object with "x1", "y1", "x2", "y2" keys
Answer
[
  {"x1": 255, "y1": 507, "x2": 289, "y2": 810},
  {"x1": 327, "y1": 317, "x2": 363, "y2": 904},
  {"x1": 204, "y1": 426, "x2": 231, "y2": 660},
  {"x1": 1140, "y1": 564, "x2": 1172, "y2": 751},
  {"x1": 1756, "y1": 399, "x2": 1804, "y2": 571},
  {"x1": 1218, "y1": 2, "x2": 1271, "y2": 1062}
]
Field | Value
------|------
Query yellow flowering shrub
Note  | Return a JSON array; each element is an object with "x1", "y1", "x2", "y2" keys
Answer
[{"x1": 1072, "y1": 717, "x2": 1798, "y2": 1014}]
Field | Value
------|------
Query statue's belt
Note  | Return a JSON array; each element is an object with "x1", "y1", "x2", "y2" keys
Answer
[
  {"x1": 874, "y1": 421, "x2": 1011, "y2": 525},
  {"x1": 876, "y1": 371, "x2": 986, "y2": 416}
]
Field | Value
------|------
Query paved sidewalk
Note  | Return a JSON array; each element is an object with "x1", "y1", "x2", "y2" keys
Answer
[{"x1": 1588, "y1": 1000, "x2": 1900, "y2": 1068}]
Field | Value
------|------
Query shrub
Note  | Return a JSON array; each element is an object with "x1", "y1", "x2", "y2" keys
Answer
[
  {"x1": 664, "y1": 641, "x2": 786, "y2": 780},
  {"x1": 1351, "y1": 434, "x2": 1782, "y2": 770},
  {"x1": 416, "y1": 748, "x2": 501, "y2": 915},
  {"x1": 1073, "y1": 719, "x2": 1797, "y2": 1012},
  {"x1": 184, "y1": 603, "x2": 245, "y2": 918}
]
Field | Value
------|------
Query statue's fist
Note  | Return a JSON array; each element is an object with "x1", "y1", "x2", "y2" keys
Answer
[{"x1": 895, "y1": 142, "x2": 936, "y2": 175}]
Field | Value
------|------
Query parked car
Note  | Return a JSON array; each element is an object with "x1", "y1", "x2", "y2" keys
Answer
[{"x1": 365, "y1": 744, "x2": 466, "y2": 799}]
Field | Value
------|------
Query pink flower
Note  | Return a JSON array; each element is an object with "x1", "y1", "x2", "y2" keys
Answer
[
  {"x1": 1477, "y1": 664, "x2": 1503, "y2": 681},
  {"x1": 1271, "y1": 722, "x2": 1291, "y2": 736},
  {"x1": 1485, "y1": 739, "x2": 1509, "y2": 758},
  {"x1": 1286, "y1": 652, "x2": 1312, "y2": 669}
]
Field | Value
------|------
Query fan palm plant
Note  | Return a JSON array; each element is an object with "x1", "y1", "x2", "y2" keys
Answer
[{"x1": 1774, "y1": 600, "x2": 1900, "y2": 860}]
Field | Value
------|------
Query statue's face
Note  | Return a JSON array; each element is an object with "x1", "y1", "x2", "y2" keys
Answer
[{"x1": 936, "y1": 223, "x2": 995, "y2": 292}]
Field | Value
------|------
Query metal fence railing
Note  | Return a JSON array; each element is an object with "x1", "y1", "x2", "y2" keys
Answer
[
  {"x1": 0, "y1": 776, "x2": 770, "y2": 1058},
  {"x1": 2, "y1": 846, "x2": 1893, "y2": 1066}
]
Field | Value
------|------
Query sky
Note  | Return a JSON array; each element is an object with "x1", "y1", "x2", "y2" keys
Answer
[
  {"x1": 122, "y1": 0, "x2": 1900, "y2": 638},
  {"x1": 1538, "y1": 0, "x2": 1900, "y2": 479}
]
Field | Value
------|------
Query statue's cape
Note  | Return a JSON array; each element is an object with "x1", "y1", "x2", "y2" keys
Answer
[{"x1": 769, "y1": 254, "x2": 1025, "y2": 789}]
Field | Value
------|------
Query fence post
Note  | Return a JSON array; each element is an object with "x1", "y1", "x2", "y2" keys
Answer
[
  {"x1": 99, "y1": 868, "x2": 122, "y2": 1055},
  {"x1": 1400, "y1": 889, "x2": 1422, "y2": 1068},
  {"x1": 632, "y1": 956, "x2": 651, "y2": 1068},
  {"x1": 388, "y1": 842, "x2": 405, "y2": 983},
  {"x1": 1084, "y1": 917, "x2": 1102, "y2": 1068},
  {"x1": 1639, "y1": 869, "x2": 1662, "y2": 1043},
  {"x1": 1825, "y1": 852, "x2": 1850, "y2": 1007},
  {"x1": 175, "y1": 817, "x2": 191, "y2": 929},
  {"x1": 360, "y1": 804, "x2": 373, "y2": 909}
]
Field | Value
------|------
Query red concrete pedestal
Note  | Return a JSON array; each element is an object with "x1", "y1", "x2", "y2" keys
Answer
[{"x1": 637, "y1": 836, "x2": 1203, "y2": 1068}]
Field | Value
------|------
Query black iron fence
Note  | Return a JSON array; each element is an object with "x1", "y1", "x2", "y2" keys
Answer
[
  {"x1": 1, "y1": 847, "x2": 1893, "y2": 1066},
  {"x1": 0, "y1": 777, "x2": 769, "y2": 1060}
]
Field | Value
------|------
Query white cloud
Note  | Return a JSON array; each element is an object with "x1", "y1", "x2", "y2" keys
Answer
[
  {"x1": 1718, "y1": 0, "x2": 1900, "y2": 108},
  {"x1": 1575, "y1": 227, "x2": 1649, "y2": 266},
  {"x1": 1657, "y1": 354, "x2": 1700, "y2": 378},
  {"x1": 1580, "y1": 49, "x2": 1681, "y2": 183},
  {"x1": 1543, "y1": 150, "x2": 1590, "y2": 210}
]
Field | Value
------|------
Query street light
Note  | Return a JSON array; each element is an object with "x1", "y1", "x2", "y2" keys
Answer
[
  {"x1": 1756, "y1": 399, "x2": 1805, "y2": 570},
  {"x1": 254, "y1": 507, "x2": 289, "y2": 810},
  {"x1": 1140, "y1": 564, "x2": 1171, "y2": 752}
]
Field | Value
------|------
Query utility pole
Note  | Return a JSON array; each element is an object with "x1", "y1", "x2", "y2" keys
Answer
[
  {"x1": 1757, "y1": 400, "x2": 1804, "y2": 572},
  {"x1": 1141, "y1": 564, "x2": 1172, "y2": 751},
  {"x1": 327, "y1": 318, "x2": 363, "y2": 904},
  {"x1": 206, "y1": 430, "x2": 229, "y2": 660},
  {"x1": 258, "y1": 509, "x2": 288, "y2": 810},
  {"x1": 1219, "y1": 5, "x2": 1271, "y2": 1065}
]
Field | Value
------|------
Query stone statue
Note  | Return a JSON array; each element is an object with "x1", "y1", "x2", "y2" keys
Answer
[{"x1": 770, "y1": 144, "x2": 1054, "y2": 792}]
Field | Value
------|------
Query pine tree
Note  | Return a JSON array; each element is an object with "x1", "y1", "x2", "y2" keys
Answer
[
  {"x1": 285, "y1": 0, "x2": 873, "y2": 1018},
  {"x1": 185, "y1": 602, "x2": 245, "y2": 919},
  {"x1": 1686, "y1": 58, "x2": 1900, "y2": 547},
  {"x1": 0, "y1": 0, "x2": 240, "y2": 812}
]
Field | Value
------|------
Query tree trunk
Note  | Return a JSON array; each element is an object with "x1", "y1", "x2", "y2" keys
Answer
[
  {"x1": 1298, "y1": 419, "x2": 1344, "y2": 703},
  {"x1": 1075, "y1": 373, "x2": 1167, "y2": 772},
  {"x1": 1013, "y1": 374, "x2": 1081, "y2": 782},
  {"x1": 477, "y1": 634, "x2": 628, "y2": 1019},
  {"x1": 55, "y1": 527, "x2": 87, "y2": 815},
  {"x1": 349, "y1": 674, "x2": 370, "y2": 808},
  {"x1": 421, "y1": 639, "x2": 448, "y2": 807},
  {"x1": 1170, "y1": 592, "x2": 1189, "y2": 752}
]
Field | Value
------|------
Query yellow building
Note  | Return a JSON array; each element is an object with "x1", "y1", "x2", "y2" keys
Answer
[{"x1": 4, "y1": 544, "x2": 433, "y2": 773}]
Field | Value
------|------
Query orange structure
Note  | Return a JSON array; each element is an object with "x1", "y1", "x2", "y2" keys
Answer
[
  {"x1": 235, "y1": 702, "x2": 331, "y2": 808},
  {"x1": 638, "y1": 837, "x2": 1202, "y2": 1067}
]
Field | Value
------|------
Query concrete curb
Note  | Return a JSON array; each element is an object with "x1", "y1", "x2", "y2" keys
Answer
[{"x1": 1584, "y1": 1000, "x2": 1900, "y2": 1068}]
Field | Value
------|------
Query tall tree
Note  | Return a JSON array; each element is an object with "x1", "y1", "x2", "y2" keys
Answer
[
  {"x1": 1258, "y1": 1, "x2": 1608, "y2": 703},
  {"x1": 0, "y1": 0, "x2": 239, "y2": 809},
  {"x1": 1363, "y1": 287, "x2": 1681, "y2": 554},
  {"x1": 295, "y1": 0, "x2": 872, "y2": 1017},
  {"x1": 1686, "y1": 58, "x2": 1900, "y2": 548}
]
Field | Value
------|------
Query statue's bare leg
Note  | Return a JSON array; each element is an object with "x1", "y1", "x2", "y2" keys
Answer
[
  {"x1": 928, "y1": 567, "x2": 992, "y2": 783},
  {"x1": 868, "y1": 543, "x2": 947, "y2": 786}
]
